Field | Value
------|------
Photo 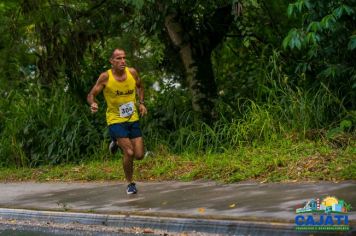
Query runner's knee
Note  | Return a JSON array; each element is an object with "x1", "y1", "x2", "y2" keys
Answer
[
  {"x1": 124, "y1": 148, "x2": 134, "y2": 157},
  {"x1": 135, "y1": 153, "x2": 144, "y2": 160}
]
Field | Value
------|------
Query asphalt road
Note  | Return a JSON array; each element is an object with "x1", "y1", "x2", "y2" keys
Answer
[{"x1": 0, "y1": 181, "x2": 355, "y2": 235}]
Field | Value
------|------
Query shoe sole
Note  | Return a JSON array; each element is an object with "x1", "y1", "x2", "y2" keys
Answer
[
  {"x1": 126, "y1": 191, "x2": 137, "y2": 194},
  {"x1": 109, "y1": 142, "x2": 118, "y2": 155}
]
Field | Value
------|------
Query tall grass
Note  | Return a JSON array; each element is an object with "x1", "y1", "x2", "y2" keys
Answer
[
  {"x1": 0, "y1": 83, "x2": 106, "y2": 167},
  {"x1": 141, "y1": 52, "x2": 354, "y2": 154},
  {"x1": 0, "y1": 52, "x2": 354, "y2": 168}
]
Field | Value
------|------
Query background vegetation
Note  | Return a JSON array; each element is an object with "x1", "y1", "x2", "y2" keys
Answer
[{"x1": 0, "y1": 0, "x2": 355, "y2": 182}]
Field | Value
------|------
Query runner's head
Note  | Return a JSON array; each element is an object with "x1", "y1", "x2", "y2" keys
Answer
[{"x1": 110, "y1": 48, "x2": 126, "y2": 71}]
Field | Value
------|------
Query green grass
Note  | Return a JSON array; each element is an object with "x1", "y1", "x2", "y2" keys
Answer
[{"x1": 1, "y1": 138, "x2": 354, "y2": 183}]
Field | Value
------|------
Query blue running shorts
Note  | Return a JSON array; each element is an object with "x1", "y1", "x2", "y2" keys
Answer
[{"x1": 109, "y1": 121, "x2": 142, "y2": 139}]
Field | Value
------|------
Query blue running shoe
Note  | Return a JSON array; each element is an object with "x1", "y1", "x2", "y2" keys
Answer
[
  {"x1": 127, "y1": 183, "x2": 137, "y2": 194},
  {"x1": 109, "y1": 140, "x2": 118, "y2": 155}
]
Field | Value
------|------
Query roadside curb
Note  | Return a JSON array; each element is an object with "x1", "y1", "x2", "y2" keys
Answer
[{"x1": 0, "y1": 208, "x2": 302, "y2": 235}]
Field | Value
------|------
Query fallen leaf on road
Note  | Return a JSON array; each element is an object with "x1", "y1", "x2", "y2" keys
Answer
[
  {"x1": 143, "y1": 229, "x2": 154, "y2": 234},
  {"x1": 198, "y1": 208, "x2": 205, "y2": 213},
  {"x1": 229, "y1": 203, "x2": 236, "y2": 208}
]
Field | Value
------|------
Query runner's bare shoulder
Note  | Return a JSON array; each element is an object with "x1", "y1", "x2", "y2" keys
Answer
[
  {"x1": 97, "y1": 71, "x2": 109, "y2": 85},
  {"x1": 128, "y1": 67, "x2": 139, "y2": 80}
]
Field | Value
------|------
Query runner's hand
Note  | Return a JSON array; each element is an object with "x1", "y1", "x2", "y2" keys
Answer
[
  {"x1": 139, "y1": 104, "x2": 147, "y2": 116},
  {"x1": 90, "y1": 102, "x2": 98, "y2": 113}
]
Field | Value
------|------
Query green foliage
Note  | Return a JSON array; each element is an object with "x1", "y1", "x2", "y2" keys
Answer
[
  {"x1": 213, "y1": 0, "x2": 293, "y2": 103},
  {"x1": 348, "y1": 35, "x2": 356, "y2": 51},
  {"x1": 142, "y1": 79, "x2": 350, "y2": 154},
  {"x1": 327, "y1": 120, "x2": 352, "y2": 139},
  {"x1": 282, "y1": 28, "x2": 303, "y2": 49},
  {"x1": 0, "y1": 0, "x2": 355, "y2": 172},
  {"x1": 283, "y1": 0, "x2": 356, "y2": 110},
  {"x1": 0, "y1": 83, "x2": 104, "y2": 167}
]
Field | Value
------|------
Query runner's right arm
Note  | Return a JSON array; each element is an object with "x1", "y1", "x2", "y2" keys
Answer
[{"x1": 87, "y1": 72, "x2": 108, "y2": 113}]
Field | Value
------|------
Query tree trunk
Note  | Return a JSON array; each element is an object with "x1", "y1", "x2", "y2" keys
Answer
[
  {"x1": 165, "y1": 15, "x2": 217, "y2": 121},
  {"x1": 164, "y1": 5, "x2": 233, "y2": 121}
]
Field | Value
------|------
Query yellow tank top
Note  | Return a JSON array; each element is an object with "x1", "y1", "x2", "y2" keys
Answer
[{"x1": 103, "y1": 68, "x2": 139, "y2": 125}]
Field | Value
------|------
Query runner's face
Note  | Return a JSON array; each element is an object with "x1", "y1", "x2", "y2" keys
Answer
[{"x1": 111, "y1": 50, "x2": 126, "y2": 71}]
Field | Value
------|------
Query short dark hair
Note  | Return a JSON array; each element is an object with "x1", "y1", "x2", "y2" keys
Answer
[{"x1": 110, "y1": 48, "x2": 126, "y2": 59}]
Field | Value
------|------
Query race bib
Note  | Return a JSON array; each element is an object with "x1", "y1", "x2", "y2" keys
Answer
[{"x1": 119, "y1": 102, "x2": 135, "y2": 118}]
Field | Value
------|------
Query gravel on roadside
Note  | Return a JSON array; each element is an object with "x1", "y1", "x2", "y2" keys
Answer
[{"x1": 0, "y1": 218, "x2": 221, "y2": 236}]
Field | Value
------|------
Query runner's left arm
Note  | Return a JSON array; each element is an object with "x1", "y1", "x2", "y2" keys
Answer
[{"x1": 129, "y1": 68, "x2": 147, "y2": 116}]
